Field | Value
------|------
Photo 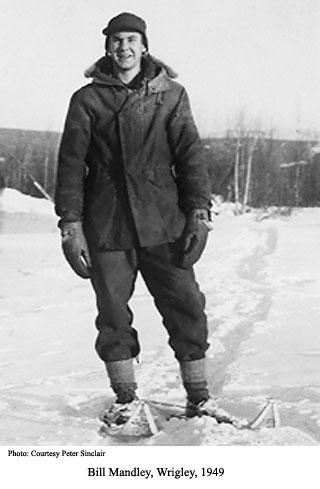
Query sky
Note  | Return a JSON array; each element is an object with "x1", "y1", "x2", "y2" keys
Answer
[{"x1": 1, "y1": 0, "x2": 320, "y2": 137}]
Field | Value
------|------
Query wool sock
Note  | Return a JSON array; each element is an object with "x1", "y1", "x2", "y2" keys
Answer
[
  {"x1": 179, "y1": 358, "x2": 210, "y2": 405},
  {"x1": 105, "y1": 359, "x2": 137, "y2": 404}
]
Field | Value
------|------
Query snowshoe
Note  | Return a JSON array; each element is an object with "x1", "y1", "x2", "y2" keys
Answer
[
  {"x1": 138, "y1": 399, "x2": 249, "y2": 429},
  {"x1": 186, "y1": 397, "x2": 249, "y2": 428},
  {"x1": 99, "y1": 399, "x2": 159, "y2": 438},
  {"x1": 99, "y1": 397, "x2": 280, "y2": 439}
]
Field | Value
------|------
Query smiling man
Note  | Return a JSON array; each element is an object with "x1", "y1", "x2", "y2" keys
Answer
[
  {"x1": 55, "y1": 12, "x2": 239, "y2": 431},
  {"x1": 108, "y1": 31, "x2": 145, "y2": 80}
]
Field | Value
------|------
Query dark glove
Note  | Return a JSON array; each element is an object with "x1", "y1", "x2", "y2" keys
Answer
[
  {"x1": 178, "y1": 209, "x2": 213, "y2": 269},
  {"x1": 60, "y1": 221, "x2": 91, "y2": 279}
]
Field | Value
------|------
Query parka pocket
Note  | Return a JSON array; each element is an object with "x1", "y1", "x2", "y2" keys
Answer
[{"x1": 147, "y1": 165, "x2": 176, "y2": 188}]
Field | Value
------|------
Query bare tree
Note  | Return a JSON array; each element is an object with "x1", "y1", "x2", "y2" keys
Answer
[{"x1": 234, "y1": 138, "x2": 241, "y2": 215}]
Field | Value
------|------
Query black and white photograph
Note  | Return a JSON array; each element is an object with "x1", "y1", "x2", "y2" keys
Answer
[{"x1": 1, "y1": 0, "x2": 319, "y2": 485}]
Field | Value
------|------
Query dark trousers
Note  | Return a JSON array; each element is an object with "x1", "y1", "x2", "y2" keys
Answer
[{"x1": 89, "y1": 243, "x2": 209, "y2": 363}]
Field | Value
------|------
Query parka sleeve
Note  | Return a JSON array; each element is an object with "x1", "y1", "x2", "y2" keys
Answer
[
  {"x1": 167, "y1": 87, "x2": 212, "y2": 213},
  {"x1": 54, "y1": 90, "x2": 91, "y2": 223}
]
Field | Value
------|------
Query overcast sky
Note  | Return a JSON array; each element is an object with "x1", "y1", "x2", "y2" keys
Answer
[{"x1": 1, "y1": 0, "x2": 320, "y2": 137}]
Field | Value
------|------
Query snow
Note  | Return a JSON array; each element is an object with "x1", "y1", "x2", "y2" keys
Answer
[
  {"x1": 1, "y1": 188, "x2": 54, "y2": 215},
  {"x1": 0, "y1": 188, "x2": 319, "y2": 446}
]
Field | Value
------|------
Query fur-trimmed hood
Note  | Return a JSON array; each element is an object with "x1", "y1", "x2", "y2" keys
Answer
[{"x1": 84, "y1": 54, "x2": 178, "y2": 91}]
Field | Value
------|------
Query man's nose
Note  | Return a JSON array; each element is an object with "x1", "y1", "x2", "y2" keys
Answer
[{"x1": 119, "y1": 39, "x2": 129, "y2": 50}]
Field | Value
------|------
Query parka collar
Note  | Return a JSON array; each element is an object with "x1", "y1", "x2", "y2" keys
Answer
[{"x1": 84, "y1": 54, "x2": 177, "y2": 93}]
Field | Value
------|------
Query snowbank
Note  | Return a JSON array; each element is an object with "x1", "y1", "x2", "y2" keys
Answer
[
  {"x1": 0, "y1": 188, "x2": 56, "y2": 233},
  {"x1": 0, "y1": 188, "x2": 54, "y2": 215}
]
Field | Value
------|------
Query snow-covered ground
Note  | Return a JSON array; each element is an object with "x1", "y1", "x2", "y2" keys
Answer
[{"x1": 0, "y1": 189, "x2": 319, "y2": 446}]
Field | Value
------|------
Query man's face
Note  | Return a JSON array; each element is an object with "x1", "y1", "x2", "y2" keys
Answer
[{"x1": 108, "y1": 31, "x2": 146, "y2": 72}]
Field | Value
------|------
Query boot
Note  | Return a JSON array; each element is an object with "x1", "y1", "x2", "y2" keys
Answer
[{"x1": 100, "y1": 399, "x2": 141, "y2": 428}]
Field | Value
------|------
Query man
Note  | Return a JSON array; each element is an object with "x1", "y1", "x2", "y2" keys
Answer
[{"x1": 55, "y1": 12, "x2": 238, "y2": 429}]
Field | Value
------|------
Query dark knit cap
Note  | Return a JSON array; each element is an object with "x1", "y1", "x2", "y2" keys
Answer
[{"x1": 102, "y1": 12, "x2": 148, "y2": 50}]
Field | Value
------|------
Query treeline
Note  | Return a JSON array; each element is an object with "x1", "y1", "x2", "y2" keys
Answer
[
  {"x1": 204, "y1": 131, "x2": 320, "y2": 209},
  {"x1": 1, "y1": 127, "x2": 320, "y2": 207},
  {"x1": 0, "y1": 128, "x2": 60, "y2": 200}
]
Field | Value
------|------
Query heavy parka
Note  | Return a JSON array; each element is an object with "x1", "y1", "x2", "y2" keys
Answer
[{"x1": 55, "y1": 55, "x2": 212, "y2": 250}]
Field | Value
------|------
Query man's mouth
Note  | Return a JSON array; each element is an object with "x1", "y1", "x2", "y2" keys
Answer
[{"x1": 117, "y1": 54, "x2": 133, "y2": 61}]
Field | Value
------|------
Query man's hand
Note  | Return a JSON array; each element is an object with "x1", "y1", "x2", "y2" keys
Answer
[
  {"x1": 60, "y1": 221, "x2": 91, "y2": 279},
  {"x1": 179, "y1": 209, "x2": 213, "y2": 269}
]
